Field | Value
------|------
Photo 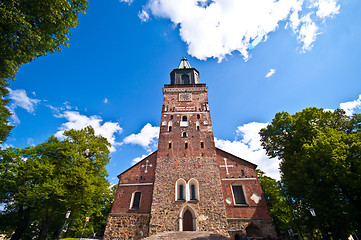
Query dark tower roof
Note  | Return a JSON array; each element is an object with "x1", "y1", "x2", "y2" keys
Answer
[{"x1": 170, "y1": 57, "x2": 200, "y2": 85}]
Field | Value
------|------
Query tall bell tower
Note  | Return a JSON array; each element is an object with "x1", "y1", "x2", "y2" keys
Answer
[{"x1": 149, "y1": 58, "x2": 228, "y2": 235}]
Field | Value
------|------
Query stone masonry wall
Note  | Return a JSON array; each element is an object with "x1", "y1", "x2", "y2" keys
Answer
[
  {"x1": 149, "y1": 155, "x2": 229, "y2": 237},
  {"x1": 227, "y1": 219, "x2": 277, "y2": 239},
  {"x1": 104, "y1": 213, "x2": 150, "y2": 240}
]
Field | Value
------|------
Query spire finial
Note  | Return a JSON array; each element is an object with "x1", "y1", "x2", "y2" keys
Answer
[{"x1": 178, "y1": 57, "x2": 191, "y2": 69}]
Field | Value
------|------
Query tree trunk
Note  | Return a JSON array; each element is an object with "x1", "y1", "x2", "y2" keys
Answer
[
  {"x1": 10, "y1": 205, "x2": 31, "y2": 240},
  {"x1": 38, "y1": 206, "x2": 56, "y2": 240}
]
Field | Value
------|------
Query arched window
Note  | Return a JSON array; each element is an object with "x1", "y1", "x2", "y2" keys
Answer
[
  {"x1": 197, "y1": 114, "x2": 200, "y2": 119},
  {"x1": 182, "y1": 116, "x2": 187, "y2": 121},
  {"x1": 196, "y1": 121, "x2": 200, "y2": 131},
  {"x1": 130, "y1": 191, "x2": 141, "y2": 209},
  {"x1": 179, "y1": 185, "x2": 184, "y2": 200},
  {"x1": 175, "y1": 179, "x2": 187, "y2": 201},
  {"x1": 200, "y1": 141, "x2": 204, "y2": 148},
  {"x1": 182, "y1": 132, "x2": 187, "y2": 138},
  {"x1": 231, "y1": 182, "x2": 247, "y2": 205},
  {"x1": 168, "y1": 121, "x2": 172, "y2": 132},
  {"x1": 188, "y1": 178, "x2": 199, "y2": 201},
  {"x1": 169, "y1": 141, "x2": 172, "y2": 149},
  {"x1": 191, "y1": 184, "x2": 196, "y2": 200}
]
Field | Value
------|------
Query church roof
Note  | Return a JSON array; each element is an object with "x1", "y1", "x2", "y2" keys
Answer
[{"x1": 178, "y1": 57, "x2": 192, "y2": 69}]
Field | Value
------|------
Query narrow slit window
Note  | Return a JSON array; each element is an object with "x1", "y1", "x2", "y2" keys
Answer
[
  {"x1": 170, "y1": 115, "x2": 173, "y2": 120},
  {"x1": 182, "y1": 116, "x2": 187, "y2": 121},
  {"x1": 185, "y1": 142, "x2": 188, "y2": 149},
  {"x1": 179, "y1": 185, "x2": 184, "y2": 200},
  {"x1": 201, "y1": 142, "x2": 204, "y2": 148},
  {"x1": 241, "y1": 170, "x2": 245, "y2": 176},
  {"x1": 169, "y1": 142, "x2": 172, "y2": 149},
  {"x1": 197, "y1": 114, "x2": 200, "y2": 119},
  {"x1": 191, "y1": 185, "x2": 196, "y2": 200}
]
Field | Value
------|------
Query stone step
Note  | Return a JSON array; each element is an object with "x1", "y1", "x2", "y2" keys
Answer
[{"x1": 144, "y1": 231, "x2": 231, "y2": 240}]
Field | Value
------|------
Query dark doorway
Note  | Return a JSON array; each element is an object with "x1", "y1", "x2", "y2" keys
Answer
[
  {"x1": 183, "y1": 209, "x2": 194, "y2": 231},
  {"x1": 246, "y1": 225, "x2": 262, "y2": 237},
  {"x1": 234, "y1": 234, "x2": 241, "y2": 240}
]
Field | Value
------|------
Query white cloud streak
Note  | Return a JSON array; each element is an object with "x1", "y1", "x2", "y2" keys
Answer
[
  {"x1": 122, "y1": 123, "x2": 160, "y2": 151},
  {"x1": 7, "y1": 88, "x2": 41, "y2": 124},
  {"x1": 122, "y1": 0, "x2": 340, "y2": 61},
  {"x1": 55, "y1": 111, "x2": 123, "y2": 152},
  {"x1": 265, "y1": 69, "x2": 276, "y2": 78},
  {"x1": 215, "y1": 122, "x2": 280, "y2": 180},
  {"x1": 340, "y1": 94, "x2": 361, "y2": 116}
]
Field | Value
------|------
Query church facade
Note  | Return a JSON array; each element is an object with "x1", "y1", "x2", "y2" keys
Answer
[{"x1": 104, "y1": 58, "x2": 276, "y2": 240}]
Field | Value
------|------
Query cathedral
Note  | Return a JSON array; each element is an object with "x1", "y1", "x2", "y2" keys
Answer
[{"x1": 104, "y1": 58, "x2": 276, "y2": 240}]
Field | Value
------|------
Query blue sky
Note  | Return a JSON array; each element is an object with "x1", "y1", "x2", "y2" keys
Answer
[{"x1": 4, "y1": 0, "x2": 361, "y2": 182}]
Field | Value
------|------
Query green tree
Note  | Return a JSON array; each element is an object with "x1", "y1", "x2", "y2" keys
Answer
[
  {"x1": 0, "y1": 0, "x2": 88, "y2": 81},
  {"x1": 257, "y1": 170, "x2": 294, "y2": 236},
  {"x1": 0, "y1": 126, "x2": 112, "y2": 240},
  {"x1": 260, "y1": 108, "x2": 361, "y2": 239},
  {"x1": 0, "y1": 0, "x2": 88, "y2": 143}
]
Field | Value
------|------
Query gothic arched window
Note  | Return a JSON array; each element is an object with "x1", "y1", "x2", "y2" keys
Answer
[
  {"x1": 175, "y1": 179, "x2": 187, "y2": 201},
  {"x1": 188, "y1": 178, "x2": 199, "y2": 201}
]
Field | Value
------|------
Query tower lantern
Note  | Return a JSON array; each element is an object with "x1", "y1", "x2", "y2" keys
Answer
[{"x1": 170, "y1": 57, "x2": 199, "y2": 85}]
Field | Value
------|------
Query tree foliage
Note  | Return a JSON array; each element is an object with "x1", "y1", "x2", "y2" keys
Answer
[
  {"x1": 0, "y1": 0, "x2": 88, "y2": 144},
  {"x1": 260, "y1": 108, "x2": 361, "y2": 239},
  {"x1": 0, "y1": 126, "x2": 113, "y2": 240},
  {"x1": 0, "y1": 0, "x2": 88, "y2": 81}
]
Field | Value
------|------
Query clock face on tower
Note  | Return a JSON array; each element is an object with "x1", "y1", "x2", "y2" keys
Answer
[{"x1": 179, "y1": 92, "x2": 192, "y2": 101}]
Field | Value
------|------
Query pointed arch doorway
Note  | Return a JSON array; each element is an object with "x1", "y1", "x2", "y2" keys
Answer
[
  {"x1": 179, "y1": 205, "x2": 196, "y2": 231},
  {"x1": 183, "y1": 210, "x2": 193, "y2": 231}
]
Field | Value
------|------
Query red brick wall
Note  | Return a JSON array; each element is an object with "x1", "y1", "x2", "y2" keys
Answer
[
  {"x1": 216, "y1": 148, "x2": 271, "y2": 219},
  {"x1": 157, "y1": 85, "x2": 216, "y2": 158},
  {"x1": 111, "y1": 152, "x2": 157, "y2": 214}
]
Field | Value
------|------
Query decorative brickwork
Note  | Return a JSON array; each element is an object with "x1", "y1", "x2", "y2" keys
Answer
[{"x1": 104, "y1": 213, "x2": 150, "y2": 240}]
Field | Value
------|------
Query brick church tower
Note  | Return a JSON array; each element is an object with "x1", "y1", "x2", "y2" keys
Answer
[{"x1": 104, "y1": 58, "x2": 276, "y2": 240}]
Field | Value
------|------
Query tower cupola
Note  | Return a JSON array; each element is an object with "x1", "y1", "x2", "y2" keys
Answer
[{"x1": 170, "y1": 57, "x2": 199, "y2": 85}]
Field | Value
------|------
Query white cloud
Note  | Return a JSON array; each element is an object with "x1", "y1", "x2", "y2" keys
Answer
[
  {"x1": 7, "y1": 88, "x2": 41, "y2": 124},
  {"x1": 55, "y1": 111, "x2": 123, "y2": 152},
  {"x1": 340, "y1": 94, "x2": 361, "y2": 116},
  {"x1": 138, "y1": 9, "x2": 150, "y2": 22},
  {"x1": 104, "y1": 98, "x2": 109, "y2": 104},
  {"x1": 123, "y1": 0, "x2": 340, "y2": 61},
  {"x1": 0, "y1": 143, "x2": 14, "y2": 149},
  {"x1": 314, "y1": 0, "x2": 340, "y2": 19},
  {"x1": 119, "y1": 0, "x2": 133, "y2": 4},
  {"x1": 265, "y1": 69, "x2": 276, "y2": 78},
  {"x1": 297, "y1": 15, "x2": 319, "y2": 52},
  {"x1": 122, "y1": 123, "x2": 160, "y2": 151},
  {"x1": 215, "y1": 122, "x2": 280, "y2": 180},
  {"x1": 131, "y1": 154, "x2": 150, "y2": 165}
]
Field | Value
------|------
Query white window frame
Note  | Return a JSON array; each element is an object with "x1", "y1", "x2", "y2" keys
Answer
[
  {"x1": 129, "y1": 191, "x2": 142, "y2": 209},
  {"x1": 231, "y1": 182, "x2": 248, "y2": 206}
]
